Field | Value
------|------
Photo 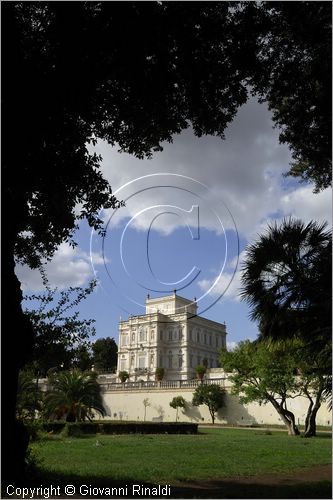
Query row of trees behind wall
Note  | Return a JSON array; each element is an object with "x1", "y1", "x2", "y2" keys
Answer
[{"x1": 35, "y1": 336, "x2": 118, "y2": 377}]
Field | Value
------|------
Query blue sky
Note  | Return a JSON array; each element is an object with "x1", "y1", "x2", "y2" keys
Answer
[{"x1": 17, "y1": 97, "x2": 332, "y2": 350}]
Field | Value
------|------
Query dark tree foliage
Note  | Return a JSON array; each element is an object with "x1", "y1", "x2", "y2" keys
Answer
[
  {"x1": 246, "y1": 2, "x2": 332, "y2": 192},
  {"x1": 23, "y1": 281, "x2": 96, "y2": 377},
  {"x1": 72, "y1": 345, "x2": 93, "y2": 372},
  {"x1": 2, "y1": 1, "x2": 331, "y2": 482},
  {"x1": 16, "y1": 369, "x2": 42, "y2": 421},
  {"x1": 241, "y1": 218, "x2": 332, "y2": 347},
  {"x1": 92, "y1": 337, "x2": 118, "y2": 373}
]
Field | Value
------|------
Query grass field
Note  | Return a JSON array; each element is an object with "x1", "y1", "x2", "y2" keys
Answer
[{"x1": 33, "y1": 428, "x2": 331, "y2": 484}]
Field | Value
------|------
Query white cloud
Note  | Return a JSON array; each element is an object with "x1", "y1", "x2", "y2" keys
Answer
[
  {"x1": 198, "y1": 251, "x2": 246, "y2": 302},
  {"x1": 88, "y1": 97, "x2": 331, "y2": 242},
  {"x1": 15, "y1": 243, "x2": 107, "y2": 292},
  {"x1": 280, "y1": 185, "x2": 332, "y2": 227},
  {"x1": 227, "y1": 341, "x2": 238, "y2": 351}
]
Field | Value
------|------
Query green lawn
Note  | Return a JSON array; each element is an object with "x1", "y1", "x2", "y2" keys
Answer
[{"x1": 33, "y1": 428, "x2": 331, "y2": 484}]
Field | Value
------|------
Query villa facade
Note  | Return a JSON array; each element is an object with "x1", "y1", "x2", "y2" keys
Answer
[{"x1": 116, "y1": 292, "x2": 227, "y2": 381}]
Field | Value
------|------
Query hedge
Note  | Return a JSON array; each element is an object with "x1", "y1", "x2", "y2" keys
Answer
[
  {"x1": 42, "y1": 422, "x2": 66, "y2": 434},
  {"x1": 42, "y1": 421, "x2": 198, "y2": 435},
  {"x1": 101, "y1": 422, "x2": 198, "y2": 435}
]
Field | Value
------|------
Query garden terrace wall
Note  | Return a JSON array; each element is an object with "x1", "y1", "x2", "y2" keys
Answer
[{"x1": 99, "y1": 381, "x2": 332, "y2": 427}]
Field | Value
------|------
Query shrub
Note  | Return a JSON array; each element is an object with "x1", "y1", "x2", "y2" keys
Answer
[
  {"x1": 155, "y1": 367, "x2": 165, "y2": 381},
  {"x1": 196, "y1": 365, "x2": 207, "y2": 380},
  {"x1": 119, "y1": 371, "x2": 129, "y2": 383}
]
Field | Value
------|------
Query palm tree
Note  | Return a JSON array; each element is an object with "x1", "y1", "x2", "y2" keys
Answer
[
  {"x1": 241, "y1": 218, "x2": 331, "y2": 436},
  {"x1": 241, "y1": 218, "x2": 331, "y2": 345},
  {"x1": 16, "y1": 369, "x2": 42, "y2": 420},
  {"x1": 44, "y1": 370, "x2": 106, "y2": 422}
]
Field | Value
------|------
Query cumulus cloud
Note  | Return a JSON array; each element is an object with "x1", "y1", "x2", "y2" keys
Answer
[
  {"x1": 198, "y1": 252, "x2": 246, "y2": 302},
  {"x1": 89, "y1": 97, "x2": 331, "y2": 241},
  {"x1": 280, "y1": 186, "x2": 332, "y2": 227},
  {"x1": 15, "y1": 243, "x2": 107, "y2": 292}
]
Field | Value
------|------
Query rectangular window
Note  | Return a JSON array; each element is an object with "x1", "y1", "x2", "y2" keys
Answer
[
  {"x1": 178, "y1": 356, "x2": 183, "y2": 368},
  {"x1": 168, "y1": 356, "x2": 172, "y2": 369},
  {"x1": 160, "y1": 330, "x2": 163, "y2": 341},
  {"x1": 140, "y1": 330, "x2": 145, "y2": 342},
  {"x1": 190, "y1": 330, "x2": 193, "y2": 341},
  {"x1": 215, "y1": 336, "x2": 218, "y2": 347},
  {"x1": 190, "y1": 355, "x2": 193, "y2": 368},
  {"x1": 168, "y1": 330, "x2": 172, "y2": 340},
  {"x1": 120, "y1": 360, "x2": 126, "y2": 371},
  {"x1": 122, "y1": 335, "x2": 128, "y2": 346},
  {"x1": 138, "y1": 356, "x2": 146, "y2": 368}
]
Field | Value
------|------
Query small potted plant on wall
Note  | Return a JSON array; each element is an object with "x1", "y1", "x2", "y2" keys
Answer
[
  {"x1": 119, "y1": 371, "x2": 129, "y2": 384},
  {"x1": 196, "y1": 365, "x2": 207, "y2": 382},
  {"x1": 155, "y1": 367, "x2": 165, "y2": 382}
]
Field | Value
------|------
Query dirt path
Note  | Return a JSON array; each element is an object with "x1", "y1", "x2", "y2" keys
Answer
[{"x1": 170, "y1": 464, "x2": 332, "y2": 498}]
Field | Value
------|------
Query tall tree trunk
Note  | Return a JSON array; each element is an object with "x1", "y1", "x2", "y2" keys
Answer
[
  {"x1": 304, "y1": 382, "x2": 324, "y2": 437},
  {"x1": 269, "y1": 397, "x2": 300, "y2": 435},
  {"x1": 2, "y1": 236, "x2": 35, "y2": 483},
  {"x1": 304, "y1": 395, "x2": 313, "y2": 434},
  {"x1": 304, "y1": 404, "x2": 320, "y2": 437}
]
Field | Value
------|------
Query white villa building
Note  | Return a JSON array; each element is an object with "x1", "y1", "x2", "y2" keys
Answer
[
  {"x1": 116, "y1": 292, "x2": 227, "y2": 381},
  {"x1": 38, "y1": 293, "x2": 331, "y2": 427}
]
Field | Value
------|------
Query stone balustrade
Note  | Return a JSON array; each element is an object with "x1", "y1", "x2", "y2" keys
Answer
[{"x1": 99, "y1": 377, "x2": 226, "y2": 392}]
